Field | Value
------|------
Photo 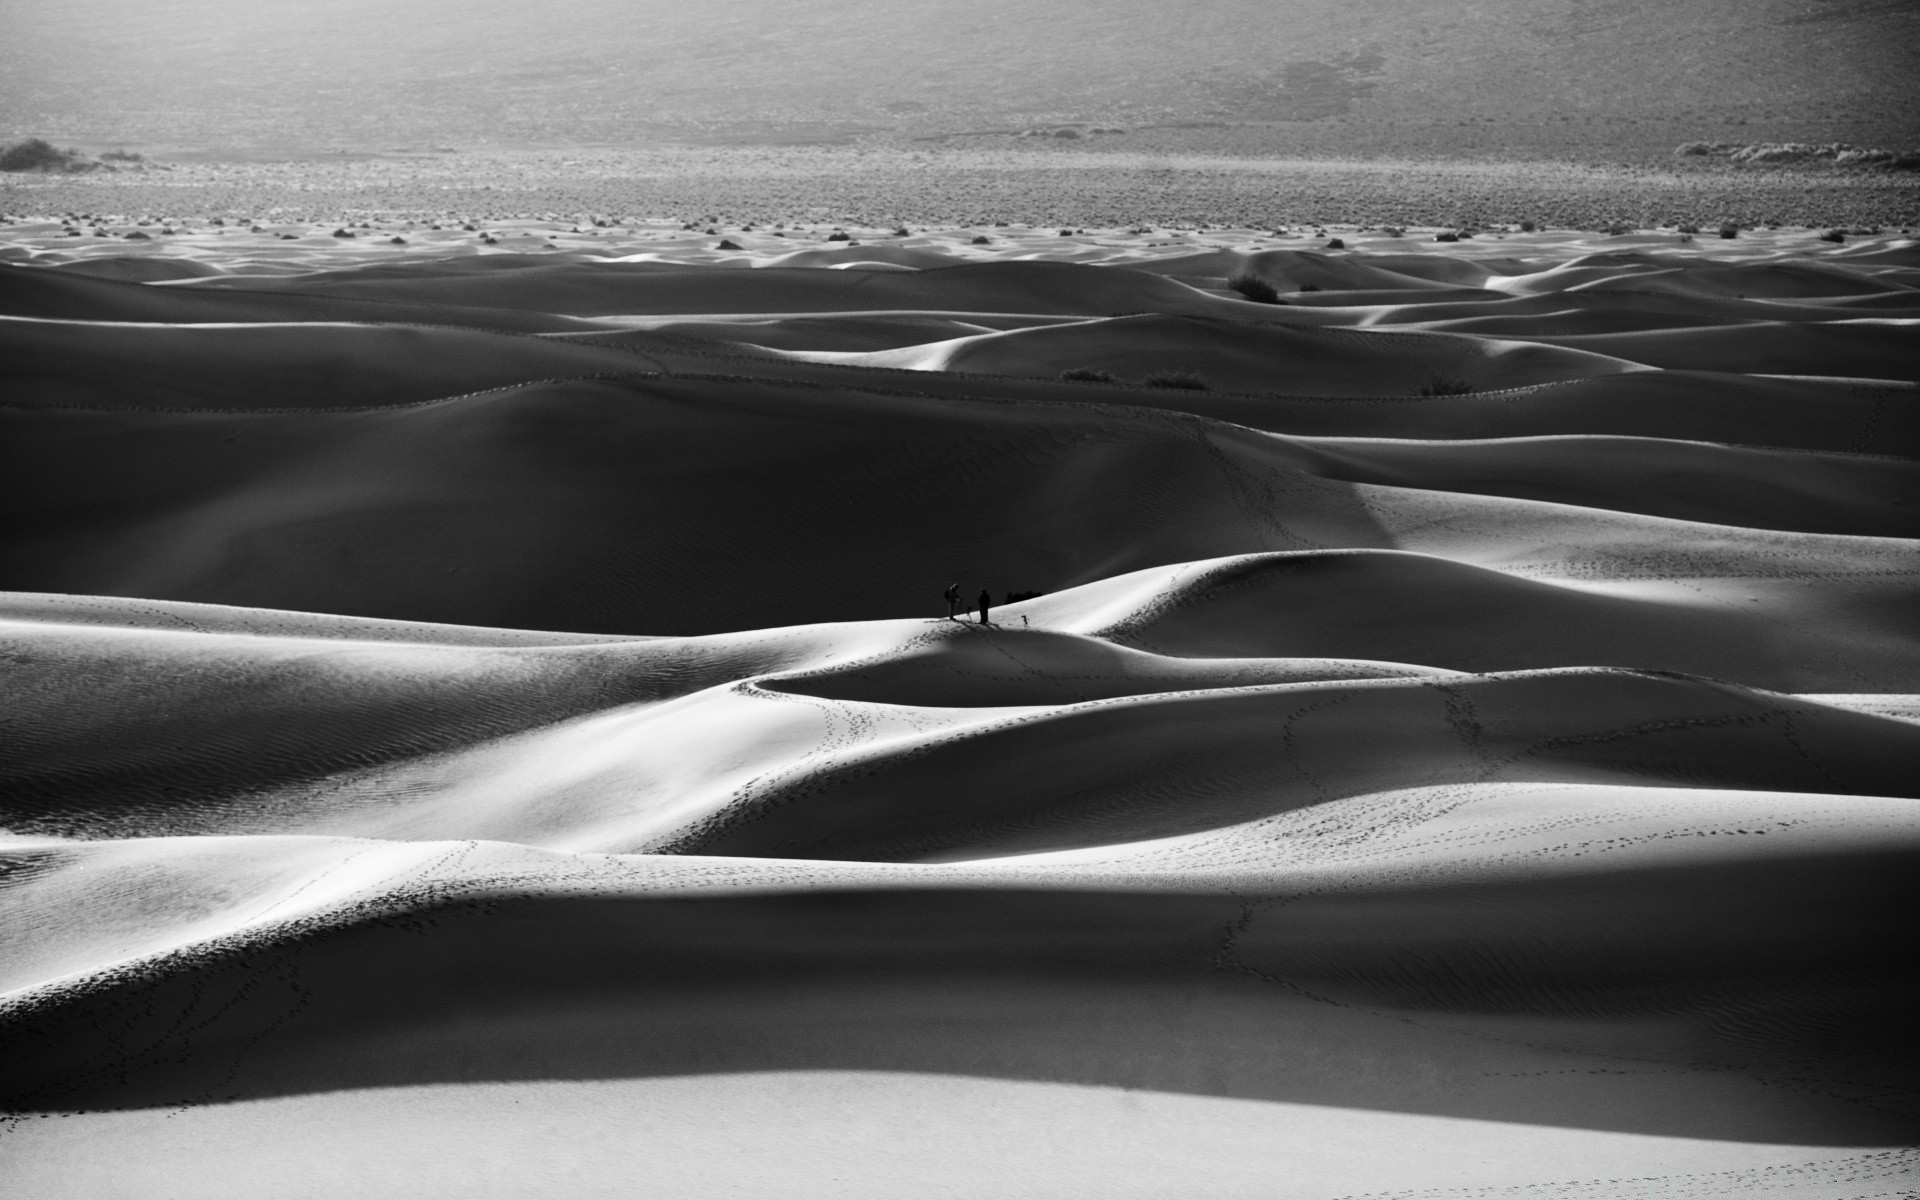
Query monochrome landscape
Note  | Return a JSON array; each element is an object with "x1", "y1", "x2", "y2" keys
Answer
[{"x1": 3, "y1": 1, "x2": 1918, "y2": 1196}]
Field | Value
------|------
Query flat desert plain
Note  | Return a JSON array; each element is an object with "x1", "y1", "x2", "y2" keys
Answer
[{"x1": 1, "y1": 203, "x2": 1918, "y2": 1197}]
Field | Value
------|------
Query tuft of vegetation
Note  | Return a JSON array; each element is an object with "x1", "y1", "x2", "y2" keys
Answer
[
  {"x1": 1060, "y1": 368, "x2": 1117, "y2": 383},
  {"x1": 1325, "y1": 237, "x2": 1345, "y2": 249},
  {"x1": 1518, "y1": 219, "x2": 1537, "y2": 232},
  {"x1": 1143, "y1": 370, "x2": 1210, "y2": 391},
  {"x1": 1676, "y1": 141, "x2": 1917, "y2": 168},
  {"x1": 1676, "y1": 223, "x2": 1700, "y2": 234},
  {"x1": 970, "y1": 234, "x2": 991, "y2": 244},
  {"x1": 1818, "y1": 229, "x2": 1845, "y2": 243},
  {"x1": 1227, "y1": 271, "x2": 1282, "y2": 304},
  {"x1": 715, "y1": 238, "x2": 743, "y2": 249},
  {"x1": 826, "y1": 230, "x2": 851, "y2": 241},
  {"x1": 1, "y1": 137, "x2": 82, "y2": 172},
  {"x1": 1418, "y1": 375, "x2": 1476, "y2": 396},
  {"x1": 1717, "y1": 223, "x2": 1740, "y2": 238},
  {"x1": 1434, "y1": 231, "x2": 1459, "y2": 243}
]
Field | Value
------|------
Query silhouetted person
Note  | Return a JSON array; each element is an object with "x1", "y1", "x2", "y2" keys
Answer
[
  {"x1": 943, "y1": 583, "x2": 961, "y2": 619},
  {"x1": 978, "y1": 589, "x2": 992, "y2": 624}
]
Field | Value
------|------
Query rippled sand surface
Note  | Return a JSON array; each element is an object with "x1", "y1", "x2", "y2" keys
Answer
[{"x1": 3, "y1": 220, "x2": 1918, "y2": 1198}]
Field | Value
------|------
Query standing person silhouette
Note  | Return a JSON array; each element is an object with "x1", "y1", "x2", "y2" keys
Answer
[
  {"x1": 977, "y1": 589, "x2": 992, "y2": 625},
  {"x1": 943, "y1": 583, "x2": 961, "y2": 620}
]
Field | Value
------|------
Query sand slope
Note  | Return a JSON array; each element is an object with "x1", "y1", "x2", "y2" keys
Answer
[{"x1": 2, "y1": 224, "x2": 1917, "y2": 1198}]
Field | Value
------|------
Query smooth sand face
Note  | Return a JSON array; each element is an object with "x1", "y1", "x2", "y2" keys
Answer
[{"x1": 1, "y1": 217, "x2": 1917, "y2": 1197}]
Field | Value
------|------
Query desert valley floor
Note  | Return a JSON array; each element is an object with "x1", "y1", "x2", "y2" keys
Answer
[{"x1": 1, "y1": 214, "x2": 1917, "y2": 1197}]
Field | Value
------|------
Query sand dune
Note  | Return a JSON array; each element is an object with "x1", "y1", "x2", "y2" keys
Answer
[{"x1": 2, "y1": 222, "x2": 1917, "y2": 1198}]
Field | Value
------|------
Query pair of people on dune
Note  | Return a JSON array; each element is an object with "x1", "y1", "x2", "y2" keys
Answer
[{"x1": 944, "y1": 584, "x2": 994, "y2": 623}]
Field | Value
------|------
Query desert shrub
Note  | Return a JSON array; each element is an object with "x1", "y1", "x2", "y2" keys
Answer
[
  {"x1": 1143, "y1": 371, "x2": 1210, "y2": 391},
  {"x1": 891, "y1": 226, "x2": 910, "y2": 236},
  {"x1": 1677, "y1": 223, "x2": 1700, "y2": 234},
  {"x1": 970, "y1": 235, "x2": 991, "y2": 244},
  {"x1": 1717, "y1": 223, "x2": 1739, "y2": 238},
  {"x1": 1518, "y1": 219, "x2": 1537, "y2": 232},
  {"x1": 1604, "y1": 222, "x2": 1633, "y2": 236},
  {"x1": 1325, "y1": 237, "x2": 1345, "y2": 249},
  {"x1": 826, "y1": 231, "x2": 851, "y2": 241},
  {"x1": 1434, "y1": 231, "x2": 1459, "y2": 243},
  {"x1": 1419, "y1": 375, "x2": 1476, "y2": 396},
  {"x1": 1382, "y1": 226, "x2": 1404, "y2": 237},
  {"x1": 1819, "y1": 229, "x2": 1845, "y2": 243},
  {"x1": 1060, "y1": 368, "x2": 1117, "y2": 383},
  {"x1": 1053, "y1": 128, "x2": 1082, "y2": 139},
  {"x1": 715, "y1": 238, "x2": 743, "y2": 249},
  {"x1": 1227, "y1": 271, "x2": 1282, "y2": 304},
  {"x1": 0, "y1": 137, "x2": 78, "y2": 172}
]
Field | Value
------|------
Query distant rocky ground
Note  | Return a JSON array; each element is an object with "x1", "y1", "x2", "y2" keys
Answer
[{"x1": 4, "y1": 146, "x2": 1918, "y2": 231}]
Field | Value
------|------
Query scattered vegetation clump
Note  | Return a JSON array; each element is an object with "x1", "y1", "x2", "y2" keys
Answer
[
  {"x1": 1677, "y1": 223, "x2": 1700, "y2": 234},
  {"x1": 1419, "y1": 375, "x2": 1476, "y2": 396},
  {"x1": 1227, "y1": 271, "x2": 1282, "y2": 304},
  {"x1": 1718, "y1": 223, "x2": 1740, "y2": 239},
  {"x1": 1676, "y1": 141, "x2": 1920, "y2": 169},
  {"x1": 1434, "y1": 231, "x2": 1459, "y2": 243},
  {"x1": 1143, "y1": 370, "x2": 1210, "y2": 391},
  {"x1": 826, "y1": 231, "x2": 851, "y2": 241},
  {"x1": 1819, "y1": 229, "x2": 1845, "y2": 243},
  {"x1": 1060, "y1": 368, "x2": 1118, "y2": 383},
  {"x1": 1518, "y1": 219, "x2": 1537, "y2": 232},
  {"x1": 1604, "y1": 222, "x2": 1633, "y2": 236},
  {"x1": 715, "y1": 238, "x2": 743, "y2": 249},
  {"x1": 970, "y1": 235, "x2": 990, "y2": 244},
  {"x1": 1, "y1": 138, "x2": 82, "y2": 172}
]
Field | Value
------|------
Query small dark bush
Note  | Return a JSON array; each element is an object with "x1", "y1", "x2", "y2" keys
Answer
[
  {"x1": 332, "y1": 228, "x2": 355, "y2": 238},
  {"x1": 971, "y1": 235, "x2": 991, "y2": 244},
  {"x1": 1677, "y1": 223, "x2": 1700, "y2": 234},
  {"x1": 0, "y1": 137, "x2": 77, "y2": 172},
  {"x1": 1604, "y1": 222, "x2": 1633, "y2": 236},
  {"x1": 715, "y1": 238, "x2": 743, "y2": 249},
  {"x1": 1718, "y1": 224, "x2": 1739, "y2": 239},
  {"x1": 1325, "y1": 237, "x2": 1345, "y2": 249},
  {"x1": 1143, "y1": 371, "x2": 1210, "y2": 391},
  {"x1": 1060, "y1": 368, "x2": 1117, "y2": 383},
  {"x1": 1519, "y1": 219, "x2": 1537, "y2": 232},
  {"x1": 1434, "y1": 231, "x2": 1459, "y2": 243},
  {"x1": 891, "y1": 226, "x2": 910, "y2": 236},
  {"x1": 124, "y1": 230, "x2": 151, "y2": 240},
  {"x1": 826, "y1": 231, "x2": 851, "y2": 241},
  {"x1": 389, "y1": 236, "x2": 406, "y2": 244},
  {"x1": 1419, "y1": 375, "x2": 1476, "y2": 396},
  {"x1": 1818, "y1": 229, "x2": 1845, "y2": 243},
  {"x1": 1227, "y1": 271, "x2": 1282, "y2": 304}
]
